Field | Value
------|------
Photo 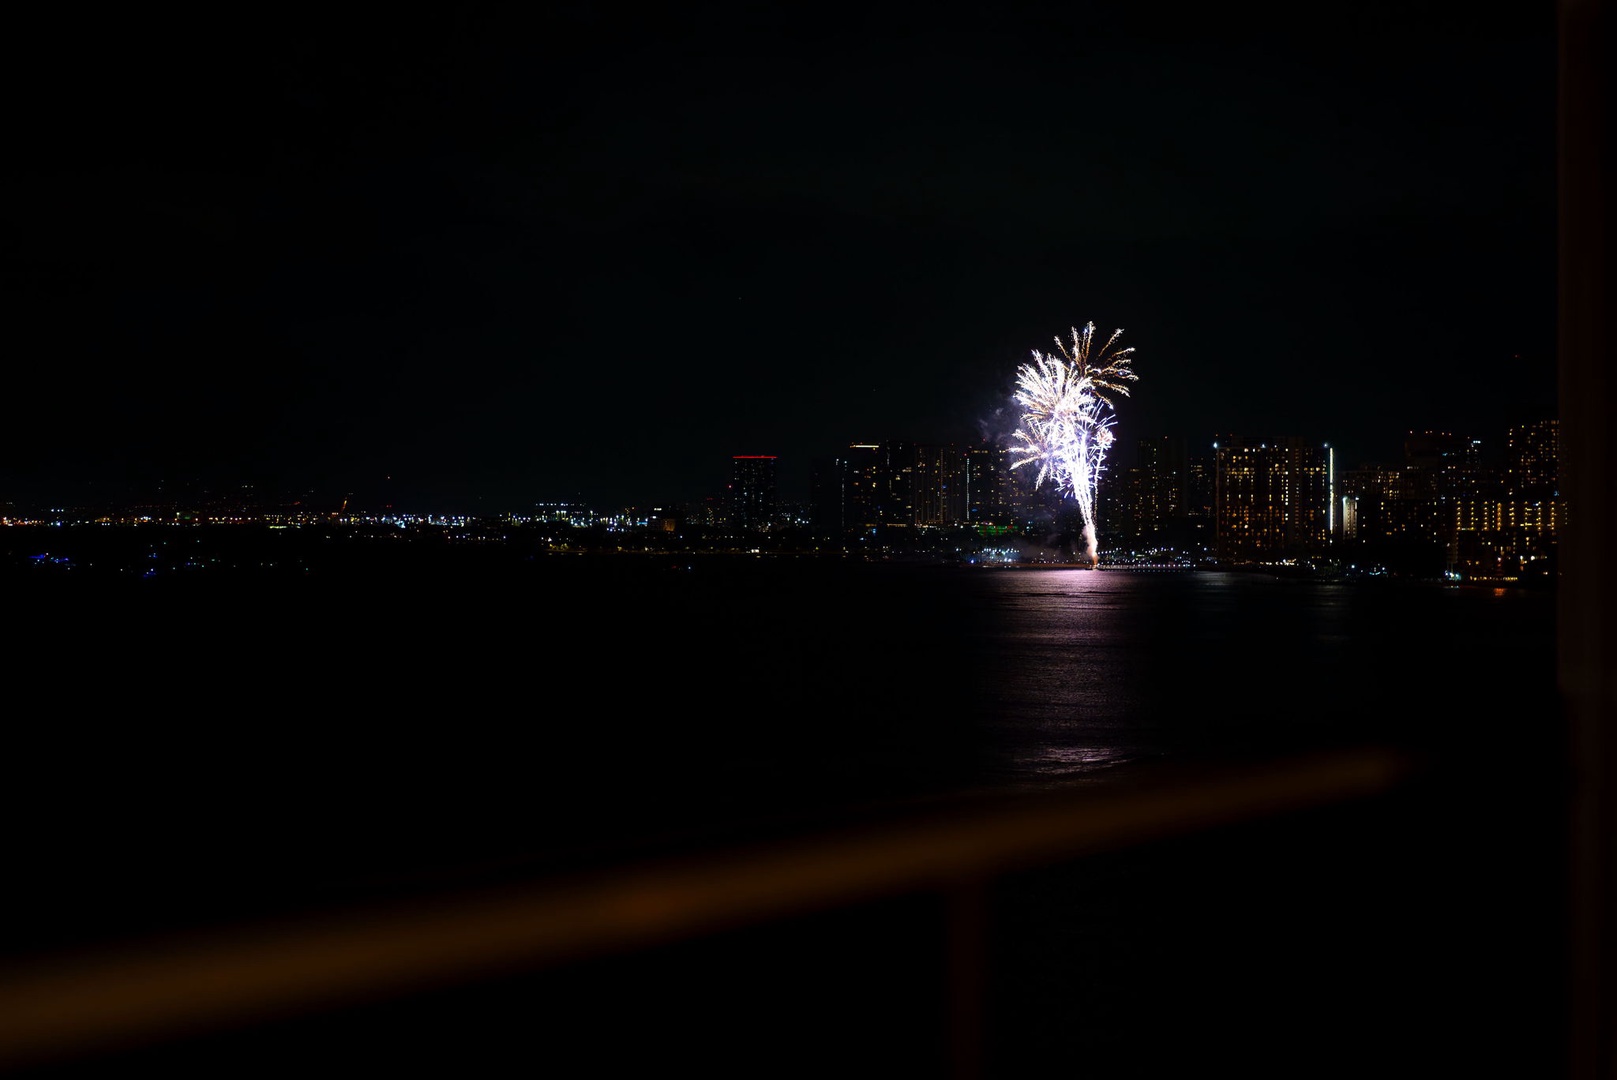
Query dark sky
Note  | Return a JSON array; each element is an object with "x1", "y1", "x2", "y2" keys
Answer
[{"x1": 3, "y1": 3, "x2": 1557, "y2": 512}]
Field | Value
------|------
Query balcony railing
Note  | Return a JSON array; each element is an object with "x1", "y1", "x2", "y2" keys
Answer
[{"x1": 0, "y1": 747, "x2": 1420, "y2": 1076}]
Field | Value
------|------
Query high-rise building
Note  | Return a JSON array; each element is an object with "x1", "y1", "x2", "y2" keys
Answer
[
  {"x1": 1498, "y1": 418, "x2": 1562, "y2": 572},
  {"x1": 840, "y1": 444, "x2": 884, "y2": 536},
  {"x1": 822, "y1": 441, "x2": 981, "y2": 539},
  {"x1": 1213, "y1": 436, "x2": 1333, "y2": 562},
  {"x1": 1337, "y1": 465, "x2": 1402, "y2": 543},
  {"x1": 910, "y1": 443, "x2": 968, "y2": 526},
  {"x1": 880, "y1": 441, "x2": 919, "y2": 533},
  {"x1": 1506, "y1": 419, "x2": 1559, "y2": 495},
  {"x1": 808, "y1": 456, "x2": 843, "y2": 538},
  {"x1": 729, "y1": 455, "x2": 778, "y2": 531},
  {"x1": 963, "y1": 442, "x2": 1012, "y2": 525},
  {"x1": 1114, "y1": 436, "x2": 1188, "y2": 548},
  {"x1": 1182, "y1": 453, "x2": 1215, "y2": 552},
  {"x1": 1395, "y1": 431, "x2": 1491, "y2": 566},
  {"x1": 1435, "y1": 419, "x2": 1559, "y2": 581}
]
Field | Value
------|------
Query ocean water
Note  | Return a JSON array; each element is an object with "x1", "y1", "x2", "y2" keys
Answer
[
  {"x1": 3, "y1": 550, "x2": 1566, "y2": 1077},
  {"x1": 6, "y1": 553, "x2": 1557, "y2": 923}
]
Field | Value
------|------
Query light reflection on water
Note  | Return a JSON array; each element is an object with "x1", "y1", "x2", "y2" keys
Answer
[
  {"x1": 1005, "y1": 743, "x2": 1137, "y2": 786},
  {"x1": 8, "y1": 558, "x2": 1559, "y2": 844},
  {"x1": 0, "y1": 557, "x2": 1561, "y2": 935},
  {"x1": 956, "y1": 567, "x2": 1553, "y2": 786}
]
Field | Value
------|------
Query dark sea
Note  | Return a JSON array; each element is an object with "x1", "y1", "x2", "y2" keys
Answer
[{"x1": 3, "y1": 544, "x2": 1567, "y2": 1077}]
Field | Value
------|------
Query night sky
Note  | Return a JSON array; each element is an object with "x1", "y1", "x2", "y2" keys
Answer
[{"x1": 3, "y1": 3, "x2": 1557, "y2": 513}]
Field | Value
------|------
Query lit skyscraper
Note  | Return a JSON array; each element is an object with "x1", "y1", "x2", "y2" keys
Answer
[
  {"x1": 1506, "y1": 419, "x2": 1559, "y2": 495},
  {"x1": 964, "y1": 442, "x2": 1011, "y2": 525},
  {"x1": 841, "y1": 444, "x2": 883, "y2": 535},
  {"x1": 1213, "y1": 436, "x2": 1333, "y2": 562},
  {"x1": 729, "y1": 455, "x2": 779, "y2": 531}
]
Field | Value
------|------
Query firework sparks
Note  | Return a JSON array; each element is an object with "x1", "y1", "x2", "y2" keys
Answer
[
  {"x1": 1052, "y1": 322, "x2": 1137, "y2": 407},
  {"x1": 1009, "y1": 322, "x2": 1136, "y2": 566}
]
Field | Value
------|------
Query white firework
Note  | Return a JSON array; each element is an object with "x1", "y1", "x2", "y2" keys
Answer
[{"x1": 1009, "y1": 323, "x2": 1135, "y2": 565}]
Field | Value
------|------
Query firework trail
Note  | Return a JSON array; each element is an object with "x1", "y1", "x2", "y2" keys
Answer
[{"x1": 1009, "y1": 323, "x2": 1136, "y2": 566}]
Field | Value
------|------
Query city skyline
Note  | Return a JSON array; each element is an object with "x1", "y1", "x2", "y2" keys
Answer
[
  {"x1": 4, "y1": 4, "x2": 1555, "y2": 513},
  {"x1": 3, "y1": 411, "x2": 1559, "y2": 523},
  {"x1": 3, "y1": 415, "x2": 1561, "y2": 589}
]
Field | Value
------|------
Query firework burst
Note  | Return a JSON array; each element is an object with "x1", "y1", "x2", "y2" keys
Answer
[
  {"x1": 1009, "y1": 323, "x2": 1136, "y2": 566},
  {"x1": 1052, "y1": 322, "x2": 1137, "y2": 407}
]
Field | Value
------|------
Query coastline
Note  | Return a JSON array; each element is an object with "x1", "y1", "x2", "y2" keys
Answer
[{"x1": 0, "y1": 521, "x2": 1556, "y2": 593}]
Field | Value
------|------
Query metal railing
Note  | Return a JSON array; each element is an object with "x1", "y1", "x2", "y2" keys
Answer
[{"x1": 0, "y1": 747, "x2": 1414, "y2": 1074}]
